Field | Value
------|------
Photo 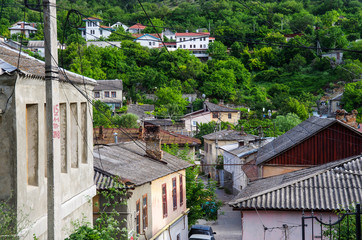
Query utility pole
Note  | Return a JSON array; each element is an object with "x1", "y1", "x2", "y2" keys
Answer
[{"x1": 44, "y1": 0, "x2": 61, "y2": 239}]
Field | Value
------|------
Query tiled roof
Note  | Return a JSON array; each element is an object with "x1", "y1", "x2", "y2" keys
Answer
[
  {"x1": 0, "y1": 43, "x2": 96, "y2": 85},
  {"x1": 230, "y1": 155, "x2": 362, "y2": 211},
  {"x1": 256, "y1": 116, "x2": 362, "y2": 165},
  {"x1": 93, "y1": 142, "x2": 193, "y2": 186},
  {"x1": 209, "y1": 37, "x2": 215, "y2": 40},
  {"x1": 127, "y1": 104, "x2": 154, "y2": 119},
  {"x1": 176, "y1": 32, "x2": 210, "y2": 37},
  {"x1": 94, "y1": 167, "x2": 135, "y2": 190},
  {"x1": 203, "y1": 129, "x2": 257, "y2": 141},
  {"x1": 129, "y1": 23, "x2": 146, "y2": 29},
  {"x1": 132, "y1": 33, "x2": 161, "y2": 40},
  {"x1": 93, "y1": 79, "x2": 123, "y2": 91},
  {"x1": 82, "y1": 17, "x2": 102, "y2": 21},
  {"x1": 145, "y1": 119, "x2": 173, "y2": 126},
  {"x1": 204, "y1": 101, "x2": 239, "y2": 112},
  {"x1": 94, "y1": 127, "x2": 201, "y2": 146},
  {"x1": 9, "y1": 25, "x2": 37, "y2": 31}
]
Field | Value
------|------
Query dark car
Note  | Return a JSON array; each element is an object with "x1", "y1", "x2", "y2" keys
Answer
[{"x1": 188, "y1": 225, "x2": 216, "y2": 238}]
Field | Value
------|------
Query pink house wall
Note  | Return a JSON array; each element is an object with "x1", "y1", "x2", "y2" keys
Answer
[{"x1": 242, "y1": 210, "x2": 337, "y2": 240}]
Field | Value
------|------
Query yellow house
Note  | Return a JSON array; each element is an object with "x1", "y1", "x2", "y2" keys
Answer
[{"x1": 93, "y1": 125, "x2": 192, "y2": 240}]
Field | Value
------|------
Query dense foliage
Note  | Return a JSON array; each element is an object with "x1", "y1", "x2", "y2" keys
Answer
[{"x1": 2, "y1": 0, "x2": 362, "y2": 118}]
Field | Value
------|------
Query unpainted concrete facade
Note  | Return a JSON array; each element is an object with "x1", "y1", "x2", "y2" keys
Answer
[{"x1": 0, "y1": 72, "x2": 96, "y2": 239}]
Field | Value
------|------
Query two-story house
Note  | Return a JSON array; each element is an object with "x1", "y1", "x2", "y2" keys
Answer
[
  {"x1": 0, "y1": 43, "x2": 96, "y2": 239},
  {"x1": 182, "y1": 101, "x2": 240, "y2": 135},
  {"x1": 8, "y1": 21, "x2": 37, "y2": 38},
  {"x1": 93, "y1": 79, "x2": 123, "y2": 111},
  {"x1": 202, "y1": 129, "x2": 258, "y2": 180},
  {"x1": 93, "y1": 125, "x2": 192, "y2": 240},
  {"x1": 176, "y1": 32, "x2": 211, "y2": 59},
  {"x1": 79, "y1": 17, "x2": 114, "y2": 41},
  {"x1": 132, "y1": 33, "x2": 162, "y2": 49}
]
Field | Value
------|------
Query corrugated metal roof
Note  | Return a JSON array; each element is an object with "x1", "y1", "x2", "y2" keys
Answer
[
  {"x1": 0, "y1": 59, "x2": 17, "y2": 73},
  {"x1": 256, "y1": 116, "x2": 362, "y2": 165},
  {"x1": 93, "y1": 142, "x2": 193, "y2": 186},
  {"x1": 230, "y1": 155, "x2": 362, "y2": 211}
]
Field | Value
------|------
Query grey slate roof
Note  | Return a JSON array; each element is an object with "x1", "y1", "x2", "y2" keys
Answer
[
  {"x1": 230, "y1": 155, "x2": 362, "y2": 211},
  {"x1": 93, "y1": 142, "x2": 192, "y2": 187},
  {"x1": 93, "y1": 80, "x2": 123, "y2": 91},
  {"x1": 0, "y1": 43, "x2": 96, "y2": 85},
  {"x1": 204, "y1": 101, "x2": 239, "y2": 112},
  {"x1": 203, "y1": 129, "x2": 257, "y2": 141},
  {"x1": 145, "y1": 119, "x2": 173, "y2": 126},
  {"x1": 127, "y1": 104, "x2": 154, "y2": 119},
  {"x1": 256, "y1": 116, "x2": 362, "y2": 165}
]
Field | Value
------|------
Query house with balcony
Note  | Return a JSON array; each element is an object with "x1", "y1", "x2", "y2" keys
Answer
[
  {"x1": 79, "y1": 17, "x2": 115, "y2": 41},
  {"x1": 176, "y1": 32, "x2": 211, "y2": 60},
  {"x1": 93, "y1": 125, "x2": 192, "y2": 240},
  {"x1": 0, "y1": 42, "x2": 96, "y2": 239}
]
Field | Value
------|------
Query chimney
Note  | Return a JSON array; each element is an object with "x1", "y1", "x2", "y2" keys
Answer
[{"x1": 144, "y1": 125, "x2": 163, "y2": 161}]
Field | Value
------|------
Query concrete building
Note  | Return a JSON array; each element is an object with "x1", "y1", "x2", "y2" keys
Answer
[
  {"x1": 111, "y1": 22, "x2": 129, "y2": 32},
  {"x1": 132, "y1": 33, "x2": 162, "y2": 49},
  {"x1": 229, "y1": 155, "x2": 362, "y2": 240},
  {"x1": 0, "y1": 43, "x2": 96, "y2": 239},
  {"x1": 93, "y1": 125, "x2": 192, "y2": 240},
  {"x1": 129, "y1": 23, "x2": 147, "y2": 34},
  {"x1": 93, "y1": 79, "x2": 123, "y2": 111},
  {"x1": 27, "y1": 40, "x2": 65, "y2": 58},
  {"x1": 202, "y1": 129, "x2": 258, "y2": 179},
  {"x1": 8, "y1": 21, "x2": 37, "y2": 38},
  {"x1": 182, "y1": 101, "x2": 240, "y2": 136},
  {"x1": 79, "y1": 17, "x2": 114, "y2": 41},
  {"x1": 176, "y1": 32, "x2": 211, "y2": 59}
]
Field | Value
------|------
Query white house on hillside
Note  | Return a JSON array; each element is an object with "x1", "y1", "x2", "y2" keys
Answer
[
  {"x1": 129, "y1": 23, "x2": 146, "y2": 34},
  {"x1": 132, "y1": 33, "x2": 162, "y2": 49},
  {"x1": 176, "y1": 32, "x2": 213, "y2": 59},
  {"x1": 8, "y1": 21, "x2": 37, "y2": 38},
  {"x1": 79, "y1": 17, "x2": 114, "y2": 41}
]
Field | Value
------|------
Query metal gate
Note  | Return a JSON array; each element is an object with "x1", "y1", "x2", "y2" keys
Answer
[{"x1": 301, "y1": 204, "x2": 361, "y2": 240}]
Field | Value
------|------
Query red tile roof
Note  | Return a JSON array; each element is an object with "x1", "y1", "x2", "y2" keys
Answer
[
  {"x1": 82, "y1": 17, "x2": 102, "y2": 21},
  {"x1": 176, "y1": 32, "x2": 210, "y2": 37},
  {"x1": 94, "y1": 128, "x2": 201, "y2": 146},
  {"x1": 129, "y1": 23, "x2": 146, "y2": 29},
  {"x1": 100, "y1": 25, "x2": 113, "y2": 29},
  {"x1": 132, "y1": 33, "x2": 161, "y2": 39}
]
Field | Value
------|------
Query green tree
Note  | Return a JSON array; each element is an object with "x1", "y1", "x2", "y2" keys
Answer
[
  {"x1": 274, "y1": 113, "x2": 302, "y2": 133},
  {"x1": 202, "y1": 68, "x2": 237, "y2": 101},
  {"x1": 207, "y1": 41, "x2": 228, "y2": 60},
  {"x1": 114, "y1": 113, "x2": 139, "y2": 129},
  {"x1": 93, "y1": 100, "x2": 114, "y2": 128},
  {"x1": 282, "y1": 97, "x2": 309, "y2": 120},
  {"x1": 342, "y1": 81, "x2": 362, "y2": 114},
  {"x1": 162, "y1": 144, "x2": 222, "y2": 225}
]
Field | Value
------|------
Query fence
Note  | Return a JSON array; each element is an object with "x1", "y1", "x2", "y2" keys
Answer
[{"x1": 302, "y1": 204, "x2": 361, "y2": 240}]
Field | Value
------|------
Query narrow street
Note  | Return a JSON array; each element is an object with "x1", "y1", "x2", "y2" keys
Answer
[{"x1": 197, "y1": 184, "x2": 243, "y2": 240}]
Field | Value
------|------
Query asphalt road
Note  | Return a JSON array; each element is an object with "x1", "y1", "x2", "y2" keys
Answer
[{"x1": 197, "y1": 186, "x2": 242, "y2": 240}]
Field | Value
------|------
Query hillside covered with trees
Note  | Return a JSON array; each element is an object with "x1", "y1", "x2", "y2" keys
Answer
[{"x1": 1, "y1": 0, "x2": 361, "y2": 123}]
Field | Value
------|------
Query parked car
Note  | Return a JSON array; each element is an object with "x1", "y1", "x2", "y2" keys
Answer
[
  {"x1": 189, "y1": 234, "x2": 215, "y2": 240},
  {"x1": 188, "y1": 225, "x2": 216, "y2": 238}
]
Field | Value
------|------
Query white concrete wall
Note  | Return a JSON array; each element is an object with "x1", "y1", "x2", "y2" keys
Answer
[
  {"x1": 154, "y1": 215, "x2": 188, "y2": 240},
  {"x1": 242, "y1": 210, "x2": 337, "y2": 240},
  {"x1": 135, "y1": 35, "x2": 161, "y2": 48},
  {"x1": 82, "y1": 21, "x2": 112, "y2": 41},
  {"x1": 87, "y1": 41, "x2": 122, "y2": 48},
  {"x1": 0, "y1": 74, "x2": 96, "y2": 239},
  {"x1": 183, "y1": 112, "x2": 211, "y2": 133},
  {"x1": 93, "y1": 89, "x2": 123, "y2": 102},
  {"x1": 176, "y1": 35, "x2": 209, "y2": 50}
]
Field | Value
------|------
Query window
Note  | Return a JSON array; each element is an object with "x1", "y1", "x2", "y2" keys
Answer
[
  {"x1": 111, "y1": 92, "x2": 116, "y2": 98},
  {"x1": 204, "y1": 44, "x2": 206, "y2": 48},
  {"x1": 183, "y1": 38, "x2": 185, "y2": 41},
  {"x1": 228, "y1": 113, "x2": 232, "y2": 119},
  {"x1": 190, "y1": 45, "x2": 192, "y2": 48},
  {"x1": 26, "y1": 104, "x2": 39, "y2": 186},
  {"x1": 183, "y1": 45, "x2": 186, "y2": 48},
  {"x1": 177, "y1": 234, "x2": 180, "y2": 240},
  {"x1": 83, "y1": 30, "x2": 85, "y2": 35},
  {"x1": 94, "y1": 91, "x2": 100, "y2": 98},
  {"x1": 192, "y1": 121, "x2": 197, "y2": 126},
  {"x1": 136, "y1": 200, "x2": 140, "y2": 234},
  {"x1": 180, "y1": 175, "x2": 183, "y2": 206},
  {"x1": 212, "y1": 112, "x2": 218, "y2": 118},
  {"x1": 142, "y1": 194, "x2": 148, "y2": 229},
  {"x1": 194, "y1": 44, "x2": 196, "y2": 48},
  {"x1": 172, "y1": 177, "x2": 177, "y2": 210},
  {"x1": 153, "y1": 42, "x2": 155, "y2": 46},
  {"x1": 179, "y1": 45, "x2": 182, "y2": 48},
  {"x1": 200, "y1": 44, "x2": 202, "y2": 48},
  {"x1": 104, "y1": 91, "x2": 109, "y2": 98},
  {"x1": 149, "y1": 42, "x2": 152, "y2": 46},
  {"x1": 162, "y1": 183, "x2": 167, "y2": 217},
  {"x1": 100, "y1": 29, "x2": 103, "y2": 35}
]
